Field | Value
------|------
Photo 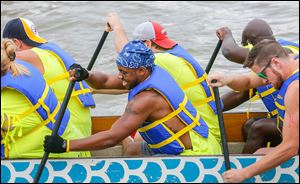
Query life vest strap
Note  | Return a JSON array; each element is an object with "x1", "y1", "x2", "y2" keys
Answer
[
  {"x1": 275, "y1": 101, "x2": 285, "y2": 111},
  {"x1": 276, "y1": 116, "x2": 283, "y2": 135},
  {"x1": 181, "y1": 73, "x2": 214, "y2": 107},
  {"x1": 72, "y1": 88, "x2": 91, "y2": 97},
  {"x1": 283, "y1": 45, "x2": 299, "y2": 56},
  {"x1": 193, "y1": 96, "x2": 214, "y2": 106},
  {"x1": 2, "y1": 85, "x2": 61, "y2": 151},
  {"x1": 250, "y1": 87, "x2": 276, "y2": 103},
  {"x1": 138, "y1": 96, "x2": 189, "y2": 132},
  {"x1": 13, "y1": 102, "x2": 61, "y2": 142},
  {"x1": 247, "y1": 87, "x2": 277, "y2": 118},
  {"x1": 46, "y1": 72, "x2": 69, "y2": 85},
  {"x1": 1, "y1": 115, "x2": 20, "y2": 154},
  {"x1": 17, "y1": 85, "x2": 50, "y2": 120},
  {"x1": 38, "y1": 98, "x2": 55, "y2": 123},
  {"x1": 58, "y1": 85, "x2": 92, "y2": 100},
  {"x1": 181, "y1": 74, "x2": 207, "y2": 90},
  {"x1": 267, "y1": 109, "x2": 278, "y2": 118},
  {"x1": 148, "y1": 113, "x2": 200, "y2": 149},
  {"x1": 249, "y1": 88, "x2": 254, "y2": 98}
]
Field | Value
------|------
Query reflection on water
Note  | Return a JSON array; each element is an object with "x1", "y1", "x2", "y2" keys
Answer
[{"x1": 1, "y1": 1, "x2": 299, "y2": 116}]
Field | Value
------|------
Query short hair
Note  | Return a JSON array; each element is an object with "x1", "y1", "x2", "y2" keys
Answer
[
  {"x1": 243, "y1": 39, "x2": 289, "y2": 68},
  {"x1": 150, "y1": 40, "x2": 169, "y2": 51}
]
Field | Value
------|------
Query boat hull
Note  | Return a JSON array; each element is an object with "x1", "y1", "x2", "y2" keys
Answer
[
  {"x1": 91, "y1": 112, "x2": 269, "y2": 142},
  {"x1": 1, "y1": 155, "x2": 298, "y2": 183}
]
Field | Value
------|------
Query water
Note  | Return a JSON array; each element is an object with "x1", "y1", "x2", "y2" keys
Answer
[{"x1": 1, "y1": 1, "x2": 299, "y2": 116}]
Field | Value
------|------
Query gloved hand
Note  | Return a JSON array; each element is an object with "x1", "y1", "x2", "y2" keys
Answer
[
  {"x1": 44, "y1": 135, "x2": 67, "y2": 153},
  {"x1": 69, "y1": 63, "x2": 89, "y2": 81}
]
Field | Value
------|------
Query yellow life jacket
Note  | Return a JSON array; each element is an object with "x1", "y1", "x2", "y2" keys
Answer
[
  {"x1": 1, "y1": 60, "x2": 87, "y2": 158},
  {"x1": 31, "y1": 47, "x2": 91, "y2": 157},
  {"x1": 154, "y1": 46, "x2": 221, "y2": 143},
  {"x1": 129, "y1": 66, "x2": 221, "y2": 155}
]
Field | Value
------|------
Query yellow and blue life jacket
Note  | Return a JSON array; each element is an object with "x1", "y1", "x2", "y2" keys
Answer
[
  {"x1": 253, "y1": 84, "x2": 279, "y2": 117},
  {"x1": 277, "y1": 39, "x2": 299, "y2": 60},
  {"x1": 275, "y1": 70, "x2": 299, "y2": 133},
  {"x1": 166, "y1": 44, "x2": 219, "y2": 114},
  {"x1": 128, "y1": 66, "x2": 209, "y2": 155},
  {"x1": 249, "y1": 39, "x2": 299, "y2": 118},
  {"x1": 1, "y1": 60, "x2": 70, "y2": 158},
  {"x1": 37, "y1": 42, "x2": 95, "y2": 108},
  {"x1": 1, "y1": 137, "x2": 4, "y2": 158}
]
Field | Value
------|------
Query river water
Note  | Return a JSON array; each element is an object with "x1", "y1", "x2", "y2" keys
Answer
[{"x1": 1, "y1": 1, "x2": 299, "y2": 116}]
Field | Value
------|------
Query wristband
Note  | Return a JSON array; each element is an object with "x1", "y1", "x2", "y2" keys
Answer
[{"x1": 66, "y1": 139, "x2": 70, "y2": 152}]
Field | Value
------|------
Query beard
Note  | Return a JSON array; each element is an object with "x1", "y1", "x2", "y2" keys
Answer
[
  {"x1": 271, "y1": 68, "x2": 283, "y2": 89},
  {"x1": 122, "y1": 79, "x2": 139, "y2": 90}
]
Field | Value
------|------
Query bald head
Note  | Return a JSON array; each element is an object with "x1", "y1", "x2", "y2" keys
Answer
[{"x1": 242, "y1": 19, "x2": 275, "y2": 46}]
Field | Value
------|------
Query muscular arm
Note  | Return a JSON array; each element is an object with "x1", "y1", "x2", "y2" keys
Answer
[
  {"x1": 216, "y1": 27, "x2": 249, "y2": 64},
  {"x1": 106, "y1": 12, "x2": 129, "y2": 53},
  {"x1": 228, "y1": 74, "x2": 266, "y2": 91},
  {"x1": 85, "y1": 71, "x2": 125, "y2": 89},
  {"x1": 69, "y1": 91, "x2": 156, "y2": 151},
  {"x1": 221, "y1": 90, "x2": 250, "y2": 111},
  {"x1": 209, "y1": 73, "x2": 266, "y2": 91},
  {"x1": 113, "y1": 25, "x2": 129, "y2": 53},
  {"x1": 221, "y1": 34, "x2": 250, "y2": 64}
]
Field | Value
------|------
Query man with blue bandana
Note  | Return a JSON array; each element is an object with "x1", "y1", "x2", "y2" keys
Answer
[
  {"x1": 43, "y1": 40, "x2": 222, "y2": 156},
  {"x1": 105, "y1": 13, "x2": 222, "y2": 155}
]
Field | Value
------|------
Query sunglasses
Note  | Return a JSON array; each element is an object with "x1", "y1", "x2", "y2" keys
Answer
[{"x1": 257, "y1": 59, "x2": 272, "y2": 79}]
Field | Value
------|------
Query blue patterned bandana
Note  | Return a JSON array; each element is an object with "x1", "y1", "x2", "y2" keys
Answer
[{"x1": 116, "y1": 40, "x2": 155, "y2": 69}]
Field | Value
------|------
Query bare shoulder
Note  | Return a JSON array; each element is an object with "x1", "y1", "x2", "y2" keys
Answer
[
  {"x1": 126, "y1": 90, "x2": 161, "y2": 114},
  {"x1": 16, "y1": 50, "x2": 44, "y2": 73},
  {"x1": 285, "y1": 80, "x2": 299, "y2": 110},
  {"x1": 286, "y1": 80, "x2": 299, "y2": 99},
  {"x1": 16, "y1": 50, "x2": 38, "y2": 62}
]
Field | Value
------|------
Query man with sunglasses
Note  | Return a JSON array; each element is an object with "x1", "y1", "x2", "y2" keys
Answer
[
  {"x1": 215, "y1": 19, "x2": 299, "y2": 154},
  {"x1": 208, "y1": 39, "x2": 299, "y2": 183}
]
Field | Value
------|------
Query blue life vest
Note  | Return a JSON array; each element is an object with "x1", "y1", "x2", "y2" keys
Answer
[
  {"x1": 275, "y1": 70, "x2": 299, "y2": 133},
  {"x1": 1, "y1": 60, "x2": 70, "y2": 136},
  {"x1": 277, "y1": 39, "x2": 299, "y2": 60},
  {"x1": 128, "y1": 66, "x2": 209, "y2": 155},
  {"x1": 254, "y1": 39, "x2": 299, "y2": 117},
  {"x1": 166, "y1": 44, "x2": 219, "y2": 114},
  {"x1": 255, "y1": 84, "x2": 279, "y2": 117},
  {"x1": 37, "y1": 42, "x2": 95, "y2": 108},
  {"x1": 1, "y1": 137, "x2": 4, "y2": 159}
]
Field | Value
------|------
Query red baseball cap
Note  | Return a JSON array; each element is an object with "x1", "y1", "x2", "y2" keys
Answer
[{"x1": 133, "y1": 21, "x2": 177, "y2": 49}]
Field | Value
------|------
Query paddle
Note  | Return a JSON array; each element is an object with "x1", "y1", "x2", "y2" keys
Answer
[
  {"x1": 87, "y1": 29, "x2": 109, "y2": 70},
  {"x1": 205, "y1": 39, "x2": 223, "y2": 74},
  {"x1": 212, "y1": 79, "x2": 231, "y2": 171},
  {"x1": 33, "y1": 80, "x2": 75, "y2": 183},
  {"x1": 33, "y1": 29, "x2": 109, "y2": 183}
]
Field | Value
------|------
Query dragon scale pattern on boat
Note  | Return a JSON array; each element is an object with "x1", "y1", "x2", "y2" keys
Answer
[{"x1": 1, "y1": 155, "x2": 299, "y2": 183}]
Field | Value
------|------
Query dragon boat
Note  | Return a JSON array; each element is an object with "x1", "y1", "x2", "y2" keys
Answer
[{"x1": 1, "y1": 112, "x2": 299, "y2": 183}]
